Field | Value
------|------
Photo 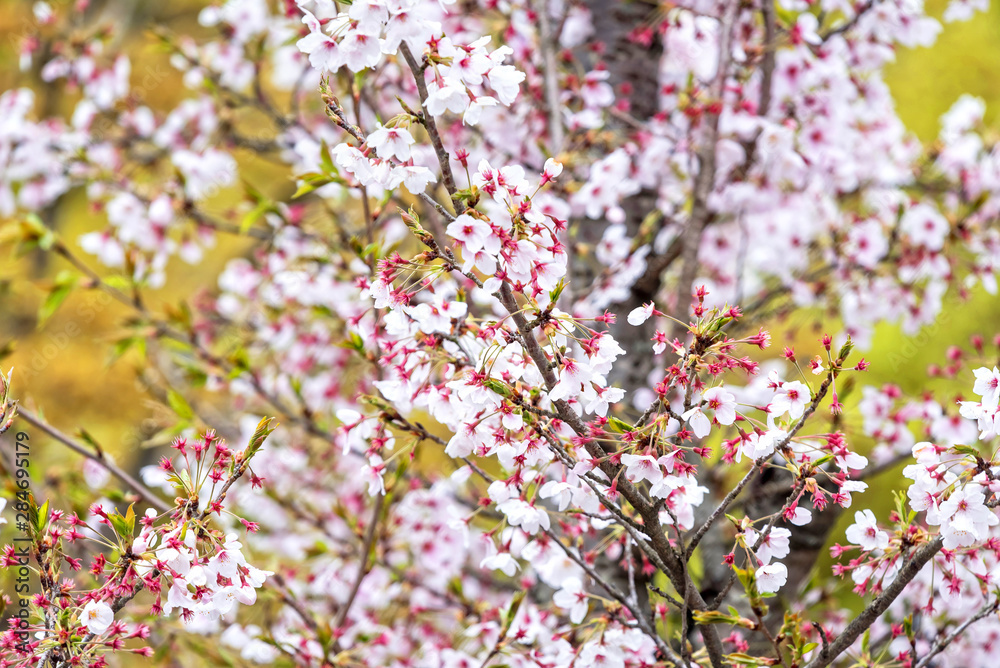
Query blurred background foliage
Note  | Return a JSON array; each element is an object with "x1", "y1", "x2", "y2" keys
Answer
[{"x1": 0, "y1": 0, "x2": 998, "y2": 601}]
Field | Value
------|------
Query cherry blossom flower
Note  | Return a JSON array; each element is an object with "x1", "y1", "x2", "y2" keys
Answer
[
  {"x1": 620, "y1": 454, "x2": 663, "y2": 485},
  {"x1": 935, "y1": 487, "x2": 998, "y2": 549},
  {"x1": 682, "y1": 406, "x2": 711, "y2": 438},
  {"x1": 756, "y1": 563, "x2": 788, "y2": 594},
  {"x1": 361, "y1": 455, "x2": 386, "y2": 496},
  {"x1": 845, "y1": 509, "x2": 890, "y2": 552},
  {"x1": 296, "y1": 11, "x2": 343, "y2": 72},
  {"x1": 81, "y1": 600, "x2": 114, "y2": 635},
  {"x1": 745, "y1": 527, "x2": 791, "y2": 565},
  {"x1": 737, "y1": 429, "x2": 787, "y2": 463},
  {"x1": 446, "y1": 213, "x2": 492, "y2": 254},
  {"x1": 485, "y1": 65, "x2": 524, "y2": 105},
  {"x1": 539, "y1": 480, "x2": 575, "y2": 512},
  {"x1": 900, "y1": 203, "x2": 950, "y2": 251},
  {"x1": 627, "y1": 302, "x2": 654, "y2": 325},
  {"x1": 367, "y1": 125, "x2": 415, "y2": 161},
  {"x1": 973, "y1": 366, "x2": 1000, "y2": 408},
  {"x1": 703, "y1": 387, "x2": 737, "y2": 425},
  {"x1": 770, "y1": 381, "x2": 810, "y2": 420},
  {"x1": 425, "y1": 81, "x2": 469, "y2": 116},
  {"x1": 497, "y1": 499, "x2": 550, "y2": 535},
  {"x1": 786, "y1": 506, "x2": 812, "y2": 526},
  {"x1": 480, "y1": 541, "x2": 518, "y2": 577},
  {"x1": 548, "y1": 357, "x2": 593, "y2": 402},
  {"x1": 553, "y1": 577, "x2": 589, "y2": 623}
]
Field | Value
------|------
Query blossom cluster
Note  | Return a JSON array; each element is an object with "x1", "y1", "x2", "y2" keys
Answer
[
  {"x1": 0, "y1": 422, "x2": 274, "y2": 664},
  {"x1": 2, "y1": 0, "x2": 1000, "y2": 667}
]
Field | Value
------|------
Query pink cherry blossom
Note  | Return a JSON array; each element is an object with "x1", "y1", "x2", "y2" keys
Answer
[
  {"x1": 845, "y1": 509, "x2": 890, "y2": 552},
  {"x1": 756, "y1": 563, "x2": 788, "y2": 594},
  {"x1": 5, "y1": 1, "x2": 1000, "y2": 666}
]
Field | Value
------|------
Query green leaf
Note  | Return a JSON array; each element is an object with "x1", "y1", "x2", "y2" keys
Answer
[
  {"x1": 810, "y1": 453, "x2": 835, "y2": 467},
  {"x1": 124, "y1": 503, "x2": 136, "y2": 535},
  {"x1": 246, "y1": 417, "x2": 276, "y2": 457},
  {"x1": 692, "y1": 609, "x2": 756, "y2": 629},
  {"x1": 292, "y1": 172, "x2": 342, "y2": 199},
  {"x1": 75, "y1": 429, "x2": 104, "y2": 455},
  {"x1": 339, "y1": 331, "x2": 366, "y2": 352},
  {"x1": 16, "y1": 214, "x2": 57, "y2": 255},
  {"x1": 107, "y1": 511, "x2": 133, "y2": 540},
  {"x1": 499, "y1": 590, "x2": 526, "y2": 638},
  {"x1": 242, "y1": 179, "x2": 268, "y2": 206},
  {"x1": 319, "y1": 139, "x2": 336, "y2": 175},
  {"x1": 607, "y1": 416, "x2": 632, "y2": 434},
  {"x1": 951, "y1": 444, "x2": 980, "y2": 458},
  {"x1": 38, "y1": 271, "x2": 76, "y2": 326},
  {"x1": 548, "y1": 279, "x2": 566, "y2": 303},
  {"x1": 165, "y1": 472, "x2": 187, "y2": 490},
  {"x1": 725, "y1": 652, "x2": 771, "y2": 666},
  {"x1": 691, "y1": 610, "x2": 733, "y2": 624},
  {"x1": 837, "y1": 337, "x2": 854, "y2": 362},
  {"x1": 109, "y1": 336, "x2": 144, "y2": 364},
  {"x1": 103, "y1": 275, "x2": 133, "y2": 292},
  {"x1": 25, "y1": 495, "x2": 39, "y2": 536},
  {"x1": 241, "y1": 201, "x2": 274, "y2": 234},
  {"x1": 35, "y1": 500, "x2": 49, "y2": 533},
  {"x1": 167, "y1": 389, "x2": 195, "y2": 421},
  {"x1": 482, "y1": 378, "x2": 512, "y2": 398}
]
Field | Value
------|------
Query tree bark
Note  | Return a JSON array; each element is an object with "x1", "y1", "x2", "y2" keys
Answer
[{"x1": 580, "y1": 0, "x2": 665, "y2": 394}]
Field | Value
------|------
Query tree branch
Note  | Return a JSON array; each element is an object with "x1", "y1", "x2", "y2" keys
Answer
[
  {"x1": 686, "y1": 370, "x2": 834, "y2": 557},
  {"x1": 12, "y1": 406, "x2": 169, "y2": 513},
  {"x1": 399, "y1": 43, "x2": 461, "y2": 208},
  {"x1": 805, "y1": 536, "x2": 945, "y2": 668},
  {"x1": 914, "y1": 597, "x2": 1000, "y2": 668},
  {"x1": 332, "y1": 493, "x2": 386, "y2": 642},
  {"x1": 667, "y1": 2, "x2": 739, "y2": 341}
]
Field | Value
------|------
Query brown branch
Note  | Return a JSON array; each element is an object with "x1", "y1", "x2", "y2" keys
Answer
[
  {"x1": 399, "y1": 43, "x2": 461, "y2": 208},
  {"x1": 667, "y1": 2, "x2": 739, "y2": 341},
  {"x1": 538, "y1": 0, "x2": 565, "y2": 155},
  {"x1": 757, "y1": 0, "x2": 777, "y2": 120},
  {"x1": 12, "y1": 406, "x2": 169, "y2": 513},
  {"x1": 805, "y1": 536, "x2": 945, "y2": 668},
  {"x1": 333, "y1": 493, "x2": 385, "y2": 635},
  {"x1": 914, "y1": 597, "x2": 1000, "y2": 668},
  {"x1": 686, "y1": 370, "x2": 835, "y2": 557},
  {"x1": 820, "y1": 1, "x2": 878, "y2": 42}
]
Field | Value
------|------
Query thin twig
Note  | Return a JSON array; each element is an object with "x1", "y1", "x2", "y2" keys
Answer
[
  {"x1": 538, "y1": 0, "x2": 565, "y2": 154},
  {"x1": 12, "y1": 406, "x2": 169, "y2": 513},
  {"x1": 685, "y1": 370, "x2": 834, "y2": 557},
  {"x1": 399, "y1": 43, "x2": 460, "y2": 208},
  {"x1": 805, "y1": 536, "x2": 945, "y2": 668},
  {"x1": 541, "y1": 527, "x2": 684, "y2": 665},
  {"x1": 913, "y1": 598, "x2": 1000, "y2": 668},
  {"x1": 331, "y1": 493, "x2": 386, "y2": 652},
  {"x1": 667, "y1": 1, "x2": 739, "y2": 341}
]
